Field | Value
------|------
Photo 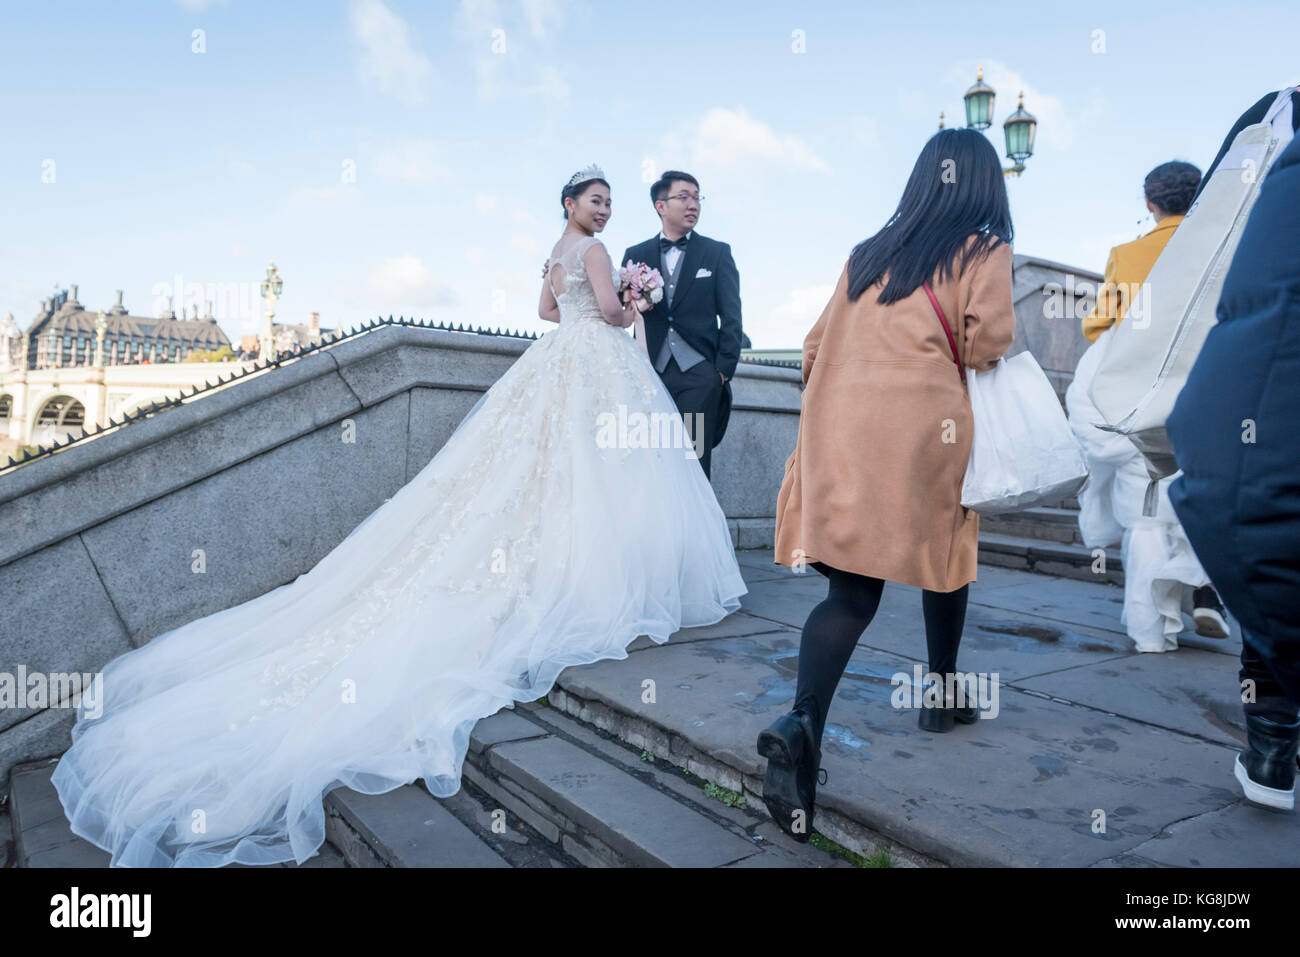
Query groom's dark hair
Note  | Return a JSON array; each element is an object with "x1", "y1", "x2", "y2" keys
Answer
[{"x1": 651, "y1": 170, "x2": 700, "y2": 206}]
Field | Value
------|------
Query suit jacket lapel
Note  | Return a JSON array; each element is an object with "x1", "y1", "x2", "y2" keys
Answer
[
  {"x1": 640, "y1": 237, "x2": 668, "y2": 318},
  {"x1": 671, "y1": 235, "x2": 705, "y2": 310}
]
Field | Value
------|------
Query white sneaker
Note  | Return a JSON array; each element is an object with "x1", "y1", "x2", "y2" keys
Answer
[{"x1": 1192, "y1": 586, "x2": 1230, "y2": 639}]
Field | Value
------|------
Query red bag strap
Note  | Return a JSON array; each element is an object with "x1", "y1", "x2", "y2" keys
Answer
[{"x1": 923, "y1": 280, "x2": 965, "y2": 383}]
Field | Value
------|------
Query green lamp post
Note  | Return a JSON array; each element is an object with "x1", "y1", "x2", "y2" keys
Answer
[
  {"x1": 955, "y1": 67, "x2": 1039, "y2": 177},
  {"x1": 258, "y1": 262, "x2": 284, "y2": 362},
  {"x1": 1002, "y1": 91, "x2": 1038, "y2": 177}
]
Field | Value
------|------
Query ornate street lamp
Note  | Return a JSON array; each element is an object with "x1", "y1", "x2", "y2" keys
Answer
[
  {"x1": 951, "y1": 67, "x2": 1039, "y2": 177},
  {"x1": 963, "y1": 66, "x2": 996, "y2": 130},
  {"x1": 1002, "y1": 91, "x2": 1038, "y2": 177},
  {"x1": 258, "y1": 261, "x2": 284, "y2": 362}
]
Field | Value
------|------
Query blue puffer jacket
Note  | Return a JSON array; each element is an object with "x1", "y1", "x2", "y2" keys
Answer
[{"x1": 1168, "y1": 132, "x2": 1300, "y2": 703}]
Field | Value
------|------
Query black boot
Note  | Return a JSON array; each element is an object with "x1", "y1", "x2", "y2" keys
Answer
[
  {"x1": 917, "y1": 674, "x2": 980, "y2": 733},
  {"x1": 1233, "y1": 712, "x2": 1299, "y2": 811},
  {"x1": 757, "y1": 709, "x2": 827, "y2": 842}
]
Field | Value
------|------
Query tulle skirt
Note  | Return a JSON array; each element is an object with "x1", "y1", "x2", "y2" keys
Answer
[{"x1": 51, "y1": 316, "x2": 747, "y2": 866}]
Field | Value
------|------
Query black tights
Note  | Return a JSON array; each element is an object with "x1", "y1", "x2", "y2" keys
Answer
[{"x1": 792, "y1": 564, "x2": 969, "y2": 749}]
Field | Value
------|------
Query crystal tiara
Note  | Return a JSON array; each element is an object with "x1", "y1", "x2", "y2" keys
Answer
[{"x1": 566, "y1": 164, "x2": 606, "y2": 189}]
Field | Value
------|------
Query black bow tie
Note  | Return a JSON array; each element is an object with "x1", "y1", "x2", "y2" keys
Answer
[{"x1": 660, "y1": 235, "x2": 689, "y2": 251}]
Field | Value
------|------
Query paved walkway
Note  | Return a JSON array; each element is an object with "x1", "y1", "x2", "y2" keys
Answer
[{"x1": 550, "y1": 552, "x2": 1299, "y2": 866}]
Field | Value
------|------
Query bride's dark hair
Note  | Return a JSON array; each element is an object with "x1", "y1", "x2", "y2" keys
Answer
[{"x1": 561, "y1": 173, "x2": 610, "y2": 220}]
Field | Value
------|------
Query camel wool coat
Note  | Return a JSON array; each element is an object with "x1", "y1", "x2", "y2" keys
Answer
[{"x1": 774, "y1": 237, "x2": 1016, "y2": 592}]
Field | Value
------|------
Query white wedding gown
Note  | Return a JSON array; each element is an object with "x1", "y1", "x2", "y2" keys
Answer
[{"x1": 52, "y1": 235, "x2": 747, "y2": 867}]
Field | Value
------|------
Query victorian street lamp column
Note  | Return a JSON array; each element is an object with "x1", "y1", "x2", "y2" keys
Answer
[
  {"x1": 7, "y1": 333, "x2": 29, "y2": 444},
  {"x1": 259, "y1": 261, "x2": 284, "y2": 363},
  {"x1": 86, "y1": 310, "x2": 109, "y2": 431}
]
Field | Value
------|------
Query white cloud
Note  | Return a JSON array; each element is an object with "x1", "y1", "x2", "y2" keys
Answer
[
  {"x1": 508, "y1": 232, "x2": 544, "y2": 259},
  {"x1": 286, "y1": 184, "x2": 362, "y2": 208},
  {"x1": 511, "y1": 208, "x2": 540, "y2": 227},
  {"x1": 473, "y1": 193, "x2": 502, "y2": 213},
  {"x1": 457, "y1": 0, "x2": 570, "y2": 106},
  {"x1": 747, "y1": 283, "x2": 835, "y2": 350},
  {"x1": 772, "y1": 283, "x2": 835, "y2": 328},
  {"x1": 351, "y1": 0, "x2": 435, "y2": 107},
  {"x1": 231, "y1": 242, "x2": 249, "y2": 258},
  {"x1": 691, "y1": 107, "x2": 831, "y2": 174},
  {"x1": 847, "y1": 114, "x2": 885, "y2": 154},
  {"x1": 532, "y1": 65, "x2": 571, "y2": 107},
  {"x1": 367, "y1": 255, "x2": 458, "y2": 308},
  {"x1": 520, "y1": 0, "x2": 563, "y2": 40},
  {"x1": 173, "y1": 0, "x2": 226, "y2": 10},
  {"x1": 364, "y1": 138, "x2": 450, "y2": 185}
]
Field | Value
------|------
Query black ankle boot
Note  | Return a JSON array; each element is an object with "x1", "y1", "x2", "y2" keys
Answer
[
  {"x1": 1233, "y1": 712, "x2": 1299, "y2": 811},
  {"x1": 917, "y1": 675, "x2": 980, "y2": 733},
  {"x1": 757, "y1": 709, "x2": 826, "y2": 842},
  {"x1": 918, "y1": 703, "x2": 978, "y2": 732}
]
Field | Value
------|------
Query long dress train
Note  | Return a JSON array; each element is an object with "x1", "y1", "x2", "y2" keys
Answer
[{"x1": 51, "y1": 235, "x2": 747, "y2": 866}]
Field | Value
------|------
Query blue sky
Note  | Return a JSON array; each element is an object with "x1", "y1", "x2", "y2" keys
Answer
[{"x1": 2, "y1": 0, "x2": 1296, "y2": 348}]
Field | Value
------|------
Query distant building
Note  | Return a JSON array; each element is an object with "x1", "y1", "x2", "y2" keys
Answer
[
  {"x1": 1, "y1": 287, "x2": 333, "y2": 458},
  {"x1": 23, "y1": 285, "x2": 231, "y2": 368},
  {"x1": 742, "y1": 349, "x2": 801, "y2": 363},
  {"x1": 237, "y1": 311, "x2": 335, "y2": 360}
]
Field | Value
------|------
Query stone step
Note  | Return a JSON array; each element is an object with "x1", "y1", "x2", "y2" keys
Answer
[
  {"x1": 8, "y1": 760, "x2": 110, "y2": 868},
  {"x1": 980, "y1": 506, "x2": 1087, "y2": 545},
  {"x1": 324, "y1": 783, "x2": 513, "y2": 868},
  {"x1": 8, "y1": 758, "x2": 346, "y2": 868},
  {"x1": 978, "y1": 531, "x2": 1124, "y2": 585},
  {"x1": 458, "y1": 704, "x2": 854, "y2": 868},
  {"x1": 730, "y1": 505, "x2": 1097, "y2": 552},
  {"x1": 7, "y1": 709, "x2": 861, "y2": 869}
]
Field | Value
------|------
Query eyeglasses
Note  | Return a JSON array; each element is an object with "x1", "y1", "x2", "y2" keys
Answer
[{"x1": 664, "y1": 192, "x2": 704, "y2": 204}]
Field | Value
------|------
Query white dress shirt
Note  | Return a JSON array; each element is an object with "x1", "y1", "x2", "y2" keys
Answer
[{"x1": 659, "y1": 229, "x2": 694, "y2": 276}]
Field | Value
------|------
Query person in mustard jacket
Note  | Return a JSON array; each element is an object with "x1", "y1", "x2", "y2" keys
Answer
[
  {"x1": 759, "y1": 129, "x2": 1017, "y2": 842},
  {"x1": 1076, "y1": 159, "x2": 1233, "y2": 642},
  {"x1": 1081, "y1": 161, "x2": 1201, "y2": 343}
]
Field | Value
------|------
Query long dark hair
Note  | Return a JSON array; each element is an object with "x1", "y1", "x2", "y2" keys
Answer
[{"x1": 848, "y1": 128, "x2": 1013, "y2": 304}]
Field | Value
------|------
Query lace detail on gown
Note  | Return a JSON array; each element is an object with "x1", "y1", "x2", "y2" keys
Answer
[{"x1": 51, "y1": 236, "x2": 746, "y2": 867}]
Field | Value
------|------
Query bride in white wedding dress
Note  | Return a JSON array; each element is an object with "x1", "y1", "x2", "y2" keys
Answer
[{"x1": 51, "y1": 166, "x2": 747, "y2": 867}]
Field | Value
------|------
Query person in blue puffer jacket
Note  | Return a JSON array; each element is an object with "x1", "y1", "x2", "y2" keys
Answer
[{"x1": 1167, "y1": 129, "x2": 1300, "y2": 813}]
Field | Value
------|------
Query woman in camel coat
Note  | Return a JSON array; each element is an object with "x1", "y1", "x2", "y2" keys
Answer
[
  {"x1": 774, "y1": 234, "x2": 1014, "y2": 593},
  {"x1": 758, "y1": 128, "x2": 1017, "y2": 843}
]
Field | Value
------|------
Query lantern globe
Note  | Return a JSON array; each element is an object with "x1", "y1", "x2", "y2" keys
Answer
[
  {"x1": 963, "y1": 66, "x2": 995, "y2": 130},
  {"x1": 1003, "y1": 91, "x2": 1037, "y2": 163}
]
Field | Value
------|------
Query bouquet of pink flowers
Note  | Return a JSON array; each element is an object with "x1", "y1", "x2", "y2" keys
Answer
[{"x1": 619, "y1": 260, "x2": 664, "y2": 307}]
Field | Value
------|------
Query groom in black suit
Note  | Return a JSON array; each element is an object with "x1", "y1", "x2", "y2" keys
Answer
[{"x1": 623, "y1": 171, "x2": 744, "y2": 479}]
